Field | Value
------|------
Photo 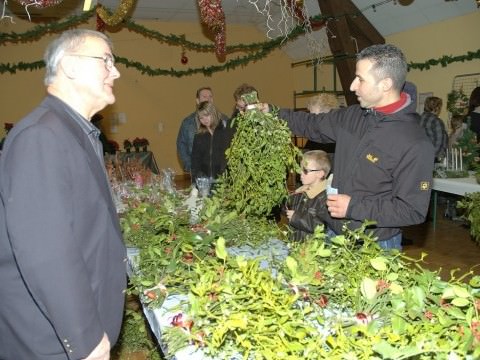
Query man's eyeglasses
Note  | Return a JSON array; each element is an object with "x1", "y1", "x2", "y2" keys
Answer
[
  {"x1": 69, "y1": 54, "x2": 115, "y2": 71},
  {"x1": 302, "y1": 168, "x2": 322, "y2": 175}
]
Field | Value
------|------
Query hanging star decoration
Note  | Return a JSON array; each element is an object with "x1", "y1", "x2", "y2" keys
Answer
[{"x1": 198, "y1": 0, "x2": 226, "y2": 58}]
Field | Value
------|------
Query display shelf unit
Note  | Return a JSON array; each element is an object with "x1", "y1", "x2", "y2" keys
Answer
[{"x1": 290, "y1": 54, "x2": 348, "y2": 148}]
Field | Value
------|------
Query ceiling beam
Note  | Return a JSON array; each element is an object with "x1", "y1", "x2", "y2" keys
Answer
[{"x1": 317, "y1": 0, "x2": 384, "y2": 105}]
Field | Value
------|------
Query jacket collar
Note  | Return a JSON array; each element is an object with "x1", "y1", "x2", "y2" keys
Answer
[{"x1": 296, "y1": 180, "x2": 327, "y2": 199}]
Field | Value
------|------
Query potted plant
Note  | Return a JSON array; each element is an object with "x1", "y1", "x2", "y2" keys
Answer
[
  {"x1": 140, "y1": 138, "x2": 149, "y2": 152},
  {"x1": 458, "y1": 192, "x2": 480, "y2": 245},
  {"x1": 132, "y1": 137, "x2": 143, "y2": 152},
  {"x1": 112, "y1": 309, "x2": 162, "y2": 360},
  {"x1": 108, "y1": 140, "x2": 119, "y2": 154},
  {"x1": 123, "y1": 139, "x2": 133, "y2": 153}
]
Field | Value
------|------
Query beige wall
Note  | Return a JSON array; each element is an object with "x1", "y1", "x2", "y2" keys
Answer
[
  {"x1": 389, "y1": 11, "x2": 480, "y2": 126},
  {"x1": 1, "y1": 11, "x2": 479, "y2": 171},
  {"x1": 292, "y1": 11, "x2": 480, "y2": 126}
]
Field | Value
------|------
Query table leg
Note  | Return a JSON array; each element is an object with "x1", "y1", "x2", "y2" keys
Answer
[{"x1": 432, "y1": 190, "x2": 437, "y2": 231}]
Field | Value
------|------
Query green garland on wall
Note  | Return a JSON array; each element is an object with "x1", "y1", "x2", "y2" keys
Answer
[
  {"x1": 1, "y1": 48, "x2": 478, "y2": 77},
  {"x1": 0, "y1": 8, "x2": 479, "y2": 77},
  {"x1": 0, "y1": 10, "x2": 94, "y2": 43},
  {"x1": 408, "y1": 49, "x2": 480, "y2": 71}
]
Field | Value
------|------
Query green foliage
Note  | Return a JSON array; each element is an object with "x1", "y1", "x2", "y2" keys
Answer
[
  {"x1": 113, "y1": 309, "x2": 162, "y2": 359},
  {"x1": 214, "y1": 107, "x2": 301, "y2": 216},
  {"x1": 163, "y1": 224, "x2": 480, "y2": 359},
  {"x1": 447, "y1": 89, "x2": 469, "y2": 116},
  {"x1": 456, "y1": 126, "x2": 479, "y2": 170},
  {"x1": 458, "y1": 192, "x2": 480, "y2": 245},
  {"x1": 122, "y1": 188, "x2": 480, "y2": 359}
]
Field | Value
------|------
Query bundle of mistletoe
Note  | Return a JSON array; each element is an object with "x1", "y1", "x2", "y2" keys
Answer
[{"x1": 214, "y1": 106, "x2": 300, "y2": 217}]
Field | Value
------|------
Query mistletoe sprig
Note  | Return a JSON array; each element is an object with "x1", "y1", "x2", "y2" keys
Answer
[{"x1": 214, "y1": 100, "x2": 301, "y2": 217}]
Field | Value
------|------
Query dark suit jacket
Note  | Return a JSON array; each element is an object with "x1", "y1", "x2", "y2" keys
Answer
[{"x1": 0, "y1": 95, "x2": 126, "y2": 360}]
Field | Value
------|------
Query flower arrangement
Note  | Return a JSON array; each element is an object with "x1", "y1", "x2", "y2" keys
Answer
[
  {"x1": 108, "y1": 140, "x2": 119, "y2": 152},
  {"x1": 123, "y1": 139, "x2": 132, "y2": 151},
  {"x1": 132, "y1": 137, "x2": 149, "y2": 151}
]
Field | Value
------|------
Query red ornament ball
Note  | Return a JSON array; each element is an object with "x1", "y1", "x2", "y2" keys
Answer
[{"x1": 181, "y1": 55, "x2": 188, "y2": 65}]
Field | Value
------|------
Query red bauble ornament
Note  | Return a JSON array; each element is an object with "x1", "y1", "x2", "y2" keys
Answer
[
  {"x1": 14, "y1": 0, "x2": 64, "y2": 8},
  {"x1": 181, "y1": 55, "x2": 188, "y2": 65},
  {"x1": 96, "y1": 14, "x2": 106, "y2": 32}
]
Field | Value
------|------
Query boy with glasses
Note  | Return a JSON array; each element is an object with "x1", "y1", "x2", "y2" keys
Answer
[{"x1": 286, "y1": 150, "x2": 340, "y2": 241}]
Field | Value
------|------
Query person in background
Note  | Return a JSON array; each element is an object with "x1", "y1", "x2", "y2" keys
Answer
[
  {"x1": 176, "y1": 86, "x2": 228, "y2": 173},
  {"x1": 419, "y1": 96, "x2": 448, "y2": 162},
  {"x1": 230, "y1": 83, "x2": 258, "y2": 119},
  {"x1": 303, "y1": 93, "x2": 340, "y2": 161},
  {"x1": 286, "y1": 150, "x2": 341, "y2": 241},
  {"x1": 191, "y1": 101, "x2": 234, "y2": 183},
  {"x1": 264, "y1": 44, "x2": 435, "y2": 251},
  {"x1": 449, "y1": 114, "x2": 466, "y2": 148},
  {"x1": 91, "y1": 113, "x2": 115, "y2": 154},
  {"x1": 468, "y1": 86, "x2": 480, "y2": 143},
  {"x1": 0, "y1": 29, "x2": 126, "y2": 360}
]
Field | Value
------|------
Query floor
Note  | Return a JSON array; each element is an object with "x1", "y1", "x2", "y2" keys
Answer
[{"x1": 402, "y1": 203, "x2": 480, "y2": 281}]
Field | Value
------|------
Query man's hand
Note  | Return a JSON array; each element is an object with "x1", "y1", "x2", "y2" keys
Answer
[
  {"x1": 286, "y1": 209, "x2": 294, "y2": 221},
  {"x1": 84, "y1": 333, "x2": 110, "y2": 360},
  {"x1": 327, "y1": 194, "x2": 351, "y2": 218},
  {"x1": 256, "y1": 103, "x2": 270, "y2": 113}
]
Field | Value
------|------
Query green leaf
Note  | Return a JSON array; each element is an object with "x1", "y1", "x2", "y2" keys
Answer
[
  {"x1": 469, "y1": 275, "x2": 480, "y2": 287},
  {"x1": 451, "y1": 297, "x2": 470, "y2": 307},
  {"x1": 285, "y1": 256, "x2": 298, "y2": 276},
  {"x1": 452, "y1": 285, "x2": 471, "y2": 298},
  {"x1": 360, "y1": 277, "x2": 377, "y2": 301},
  {"x1": 370, "y1": 257, "x2": 388, "y2": 271},
  {"x1": 215, "y1": 237, "x2": 227, "y2": 261}
]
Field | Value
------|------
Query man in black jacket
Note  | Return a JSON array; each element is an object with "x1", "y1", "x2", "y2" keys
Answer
[{"x1": 272, "y1": 44, "x2": 434, "y2": 250}]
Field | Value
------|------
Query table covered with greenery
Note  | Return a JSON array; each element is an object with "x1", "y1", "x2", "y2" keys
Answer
[
  {"x1": 119, "y1": 184, "x2": 479, "y2": 360},
  {"x1": 119, "y1": 104, "x2": 480, "y2": 359}
]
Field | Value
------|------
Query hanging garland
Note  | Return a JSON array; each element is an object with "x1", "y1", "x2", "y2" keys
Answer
[
  {"x1": 0, "y1": 10, "x2": 94, "y2": 44},
  {"x1": 1, "y1": 48, "x2": 479, "y2": 78},
  {"x1": 408, "y1": 49, "x2": 480, "y2": 71},
  {"x1": 0, "y1": 7, "x2": 478, "y2": 77}
]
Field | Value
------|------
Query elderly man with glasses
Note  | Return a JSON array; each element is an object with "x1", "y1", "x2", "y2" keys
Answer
[{"x1": 0, "y1": 29, "x2": 126, "y2": 360}]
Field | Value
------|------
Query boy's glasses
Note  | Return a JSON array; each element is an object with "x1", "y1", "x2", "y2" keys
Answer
[{"x1": 302, "y1": 168, "x2": 321, "y2": 175}]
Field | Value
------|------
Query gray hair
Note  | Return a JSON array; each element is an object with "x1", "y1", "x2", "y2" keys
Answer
[
  {"x1": 43, "y1": 29, "x2": 113, "y2": 86},
  {"x1": 357, "y1": 44, "x2": 407, "y2": 92}
]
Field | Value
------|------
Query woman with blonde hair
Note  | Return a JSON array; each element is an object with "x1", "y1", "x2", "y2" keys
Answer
[
  {"x1": 306, "y1": 93, "x2": 339, "y2": 114},
  {"x1": 304, "y1": 93, "x2": 340, "y2": 158},
  {"x1": 191, "y1": 101, "x2": 234, "y2": 182}
]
